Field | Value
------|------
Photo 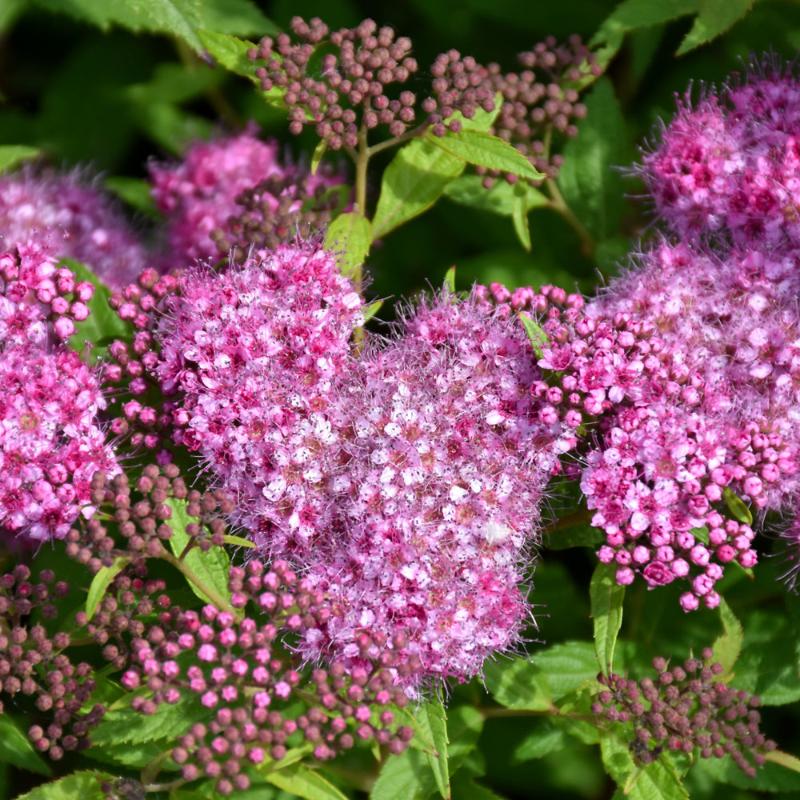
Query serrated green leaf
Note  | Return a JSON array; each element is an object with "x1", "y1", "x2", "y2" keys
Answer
[
  {"x1": 511, "y1": 191, "x2": 531, "y2": 251},
  {"x1": 371, "y1": 748, "x2": 436, "y2": 800},
  {"x1": 712, "y1": 597, "x2": 743, "y2": 677},
  {"x1": 90, "y1": 697, "x2": 198, "y2": 747},
  {"x1": 677, "y1": 0, "x2": 753, "y2": 55},
  {"x1": 104, "y1": 176, "x2": 159, "y2": 217},
  {"x1": 197, "y1": 30, "x2": 285, "y2": 108},
  {"x1": 428, "y1": 130, "x2": 543, "y2": 182},
  {"x1": 0, "y1": 144, "x2": 40, "y2": 173},
  {"x1": 86, "y1": 556, "x2": 130, "y2": 621},
  {"x1": 590, "y1": 562, "x2": 625, "y2": 674},
  {"x1": 60, "y1": 258, "x2": 132, "y2": 359},
  {"x1": 165, "y1": 499, "x2": 231, "y2": 607},
  {"x1": 264, "y1": 764, "x2": 348, "y2": 800},
  {"x1": 723, "y1": 487, "x2": 753, "y2": 525},
  {"x1": 34, "y1": 0, "x2": 276, "y2": 51},
  {"x1": 417, "y1": 699, "x2": 449, "y2": 798},
  {"x1": 443, "y1": 174, "x2": 549, "y2": 217},
  {"x1": 484, "y1": 657, "x2": 552, "y2": 711},
  {"x1": 601, "y1": 735, "x2": 689, "y2": 800},
  {"x1": 0, "y1": 715, "x2": 51, "y2": 776},
  {"x1": 324, "y1": 212, "x2": 372, "y2": 278},
  {"x1": 13, "y1": 770, "x2": 114, "y2": 800},
  {"x1": 85, "y1": 740, "x2": 170, "y2": 770},
  {"x1": 447, "y1": 705, "x2": 483, "y2": 775},
  {"x1": 372, "y1": 104, "x2": 499, "y2": 240},
  {"x1": 558, "y1": 77, "x2": 628, "y2": 241},
  {"x1": 519, "y1": 313, "x2": 548, "y2": 358}
]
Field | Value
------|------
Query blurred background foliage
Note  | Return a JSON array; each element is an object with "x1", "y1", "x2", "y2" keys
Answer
[{"x1": 1, "y1": 1, "x2": 800, "y2": 799}]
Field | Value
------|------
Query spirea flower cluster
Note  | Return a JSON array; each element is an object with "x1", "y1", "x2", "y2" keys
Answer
[
  {"x1": 0, "y1": 169, "x2": 146, "y2": 288},
  {"x1": 594, "y1": 650, "x2": 776, "y2": 776}
]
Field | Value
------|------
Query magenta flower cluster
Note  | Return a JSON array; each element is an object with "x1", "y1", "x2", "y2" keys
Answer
[{"x1": 0, "y1": 169, "x2": 145, "y2": 288}]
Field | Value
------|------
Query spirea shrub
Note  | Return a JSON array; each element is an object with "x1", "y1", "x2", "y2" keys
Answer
[{"x1": 0, "y1": 6, "x2": 799, "y2": 800}]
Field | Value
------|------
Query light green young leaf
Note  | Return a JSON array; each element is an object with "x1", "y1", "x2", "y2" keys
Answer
[
  {"x1": 264, "y1": 764, "x2": 348, "y2": 800},
  {"x1": 165, "y1": 498, "x2": 231, "y2": 607},
  {"x1": 557, "y1": 77, "x2": 628, "y2": 241},
  {"x1": 0, "y1": 716, "x2": 52, "y2": 776},
  {"x1": 443, "y1": 175, "x2": 549, "y2": 217},
  {"x1": 222, "y1": 534, "x2": 256, "y2": 549},
  {"x1": 371, "y1": 749, "x2": 436, "y2": 800},
  {"x1": 519, "y1": 313, "x2": 549, "y2": 358},
  {"x1": 417, "y1": 699, "x2": 449, "y2": 798},
  {"x1": 311, "y1": 140, "x2": 327, "y2": 175},
  {"x1": 60, "y1": 258, "x2": 131, "y2": 359},
  {"x1": 324, "y1": 212, "x2": 372, "y2": 278},
  {"x1": 0, "y1": 144, "x2": 40, "y2": 173},
  {"x1": 14, "y1": 770, "x2": 115, "y2": 800},
  {"x1": 511, "y1": 192, "x2": 531, "y2": 251},
  {"x1": 428, "y1": 130, "x2": 543, "y2": 182},
  {"x1": 444, "y1": 266, "x2": 456, "y2": 293},
  {"x1": 104, "y1": 176, "x2": 159, "y2": 216},
  {"x1": 371, "y1": 103, "x2": 500, "y2": 239},
  {"x1": 601, "y1": 734, "x2": 689, "y2": 800},
  {"x1": 677, "y1": 0, "x2": 753, "y2": 55},
  {"x1": 766, "y1": 750, "x2": 800, "y2": 774},
  {"x1": 364, "y1": 299, "x2": 384, "y2": 322},
  {"x1": 722, "y1": 487, "x2": 753, "y2": 525},
  {"x1": 33, "y1": 0, "x2": 276, "y2": 51},
  {"x1": 86, "y1": 556, "x2": 131, "y2": 621},
  {"x1": 590, "y1": 562, "x2": 625, "y2": 674},
  {"x1": 712, "y1": 597, "x2": 743, "y2": 677}
]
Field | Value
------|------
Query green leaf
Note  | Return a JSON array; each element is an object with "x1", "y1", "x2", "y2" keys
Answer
[
  {"x1": 677, "y1": 0, "x2": 753, "y2": 55},
  {"x1": 311, "y1": 140, "x2": 327, "y2": 175},
  {"x1": 483, "y1": 657, "x2": 552, "y2": 711},
  {"x1": 447, "y1": 705, "x2": 484, "y2": 775},
  {"x1": 165, "y1": 499, "x2": 231, "y2": 607},
  {"x1": 557, "y1": 77, "x2": 628, "y2": 241},
  {"x1": 0, "y1": 716, "x2": 51, "y2": 776},
  {"x1": 60, "y1": 258, "x2": 131, "y2": 359},
  {"x1": 222, "y1": 534, "x2": 256, "y2": 549},
  {"x1": 545, "y1": 523, "x2": 602, "y2": 550},
  {"x1": 90, "y1": 697, "x2": 198, "y2": 747},
  {"x1": 443, "y1": 174, "x2": 549, "y2": 217},
  {"x1": 590, "y1": 562, "x2": 625, "y2": 674},
  {"x1": 364, "y1": 299, "x2": 384, "y2": 322},
  {"x1": 264, "y1": 764, "x2": 348, "y2": 800},
  {"x1": 428, "y1": 130, "x2": 543, "y2": 182},
  {"x1": 511, "y1": 191, "x2": 531, "y2": 251},
  {"x1": 85, "y1": 556, "x2": 130, "y2": 621},
  {"x1": 511, "y1": 720, "x2": 567, "y2": 764},
  {"x1": 444, "y1": 266, "x2": 456, "y2": 293},
  {"x1": 519, "y1": 313, "x2": 549, "y2": 358},
  {"x1": 0, "y1": 144, "x2": 40, "y2": 173},
  {"x1": 692, "y1": 753, "x2": 800, "y2": 793},
  {"x1": 371, "y1": 104, "x2": 499, "y2": 240},
  {"x1": 722, "y1": 487, "x2": 753, "y2": 525},
  {"x1": 13, "y1": 771, "x2": 115, "y2": 800},
  {"x1": 371, "y1": 749, "x2": 436, "y2": 800},
  {"x1": 324, "y1": 211, "x2": 372, "y2": 278},
  {"x1": 417, "y1": 699, "x2": 449, "y2": 798},
  {"x1": 535, "y1": 642, "x2": 599, "y2": 700},
  {"x1": 450, "y1": 776, "x2": 505, "y2": 800},
  {"x1": 104, "y1": 176, "x2": 159, "y2": 217},
  {"x1": 601, "y1": 734, "x2": 689, "y2": 800},
  {"x1": 711, "y1": 597, "x2": 743, "y2": 677},
  {"x1": 766, "y1": 750, "x2": 800, "y2": 774},
  {"x1": 34, "y1": 0, "x2": 276, "y2": 51},
  {"x1": 85, "y1": 740, "x2": 170, "y2": 770}
]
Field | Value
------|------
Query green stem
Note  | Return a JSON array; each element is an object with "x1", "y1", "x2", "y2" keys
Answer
[
  {"x1": 545, "y1": 178, "x2": 595, "y2": 258},
  {"x1": 159, "y1": 547, "x2": 236, "y2": 615},
  {"x1": 366, "y1": 124, "x2": 427, "y2": 158},
  {"x1": 143, "y1": 778, "x2": 186, "y2": 794}
]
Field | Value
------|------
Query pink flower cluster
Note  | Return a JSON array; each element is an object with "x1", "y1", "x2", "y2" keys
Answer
[
  {"x1": 0, "y1": 344, "x2": 116, "y2": 542},
  {"x1": 641, "y1": 65, "x2": 800, "y2": 248},
  {"x1": 299, "y1": 295, "x2": 551, "y2": 681},
  {"x1": 0, "y1": 169, "x2": 146, "y2": 288},
  {"x1": 149, "y1": 129, "x2": 344, "y2": 267},
  {"x1": 156, "y1": 247, "x2": 557, "y2": 683},
  {"x1": 156, "y1": 243, "x2": 363, "y2": 555}
]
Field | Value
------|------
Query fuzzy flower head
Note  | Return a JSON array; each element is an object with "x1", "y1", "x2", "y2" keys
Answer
[
  {"x1": 0, "y1": 168, "x2": 146, "y2": 288},
  {"x1": 299, "y1": 292, "x2": 550, "y2": 684},
  {"x1": 641, "y1": 62, "x2": 800, "y2": 248},
  {"x1": 156, "y1": 243, "x2": 363, "y2": 555},
  {"x1": 0, "y1": 342, "x2": 117, "y2": 542}
]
